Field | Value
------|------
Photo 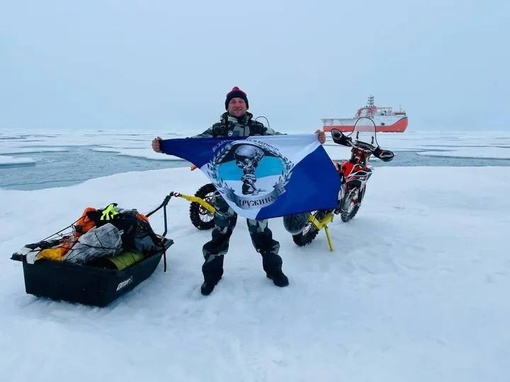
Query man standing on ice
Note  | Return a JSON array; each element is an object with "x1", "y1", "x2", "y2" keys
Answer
[{"x1": 152, "y1": 86, "x2": 325, "y2": 296}]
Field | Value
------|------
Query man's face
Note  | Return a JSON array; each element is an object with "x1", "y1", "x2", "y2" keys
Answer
[{"x1": 227, "y1": 97, "x2": 247, "y2": 118}]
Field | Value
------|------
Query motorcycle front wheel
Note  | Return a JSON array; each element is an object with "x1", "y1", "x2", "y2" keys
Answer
[
  {"x1": 292, "y1": 210, "x2": 332, "y2": 246},
  {"x1": 340, "y1": 186, "x2": 365, "y2": 222},
  {"x1": 189, "y1": 183, "x2": 216, "y2": 230}
]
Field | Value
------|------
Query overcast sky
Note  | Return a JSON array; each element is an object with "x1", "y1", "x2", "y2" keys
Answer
[{"x1": 1, "y1": 0, "x2": 508, "y2": 132}]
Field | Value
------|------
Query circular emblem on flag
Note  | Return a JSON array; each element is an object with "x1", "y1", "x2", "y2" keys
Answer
[{"x1": 206, "y1": 140, "x2": 293, "y2": 209}]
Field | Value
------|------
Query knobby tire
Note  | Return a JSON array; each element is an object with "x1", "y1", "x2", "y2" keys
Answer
[
  {"x1": 189, "y1": 183, "x2": 216, "y2": 230},
  {"x1": 340, "y1": 187, "x2": 365, "y2": 222}
]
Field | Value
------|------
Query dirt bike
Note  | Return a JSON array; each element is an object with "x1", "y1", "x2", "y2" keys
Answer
[
  {"x1": 186, "y1": 118, "x2": 393, "y2": 249},
  {"x1": 288, "y1": 117, "x2": 394, "y2": 249}
]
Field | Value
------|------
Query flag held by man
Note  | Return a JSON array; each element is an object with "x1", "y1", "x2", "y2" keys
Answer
[{"x1": 160, "y1": 134, "x2": 341, "y2": 220}]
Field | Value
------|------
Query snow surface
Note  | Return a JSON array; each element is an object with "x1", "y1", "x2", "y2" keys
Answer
[{"x1": 1, "y1": 165, "x2": 509, "y2": 382}]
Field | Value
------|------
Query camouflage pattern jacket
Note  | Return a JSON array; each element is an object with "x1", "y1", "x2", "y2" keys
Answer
[{"x1": 195, "y1": 112, "x2": 281, "y2": 138}]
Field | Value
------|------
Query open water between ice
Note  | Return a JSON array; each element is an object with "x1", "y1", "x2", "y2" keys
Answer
[
  {"x1": 2, "y1": 145, "x2": 510, "y2": 191},
  {"x1": 0, "y1": 146, "x2": 188, "y2": 191}
]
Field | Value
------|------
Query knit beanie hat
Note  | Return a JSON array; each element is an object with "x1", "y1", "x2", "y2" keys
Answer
[{"x1": 225, "y1": 86, "x2": 249, "y2": 110}]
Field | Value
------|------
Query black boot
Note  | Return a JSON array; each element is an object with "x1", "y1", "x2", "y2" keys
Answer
[
  {"x1": 201, "y1": 255, "x2": 224, "y2": 296},
  {"x1": 262, "y1": 252, "x2": 289, "y2": 287},
  {"x1": 200, "y1": 280, "x2": 218, "y2": 296},
  {"x1": 266, "y1": 272, "x2": 289, "y2": 287}
]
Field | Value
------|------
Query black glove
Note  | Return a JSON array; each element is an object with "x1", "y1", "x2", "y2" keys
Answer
[{"x1": 373, "y1": 147, "x2": 394, "y2": 162}]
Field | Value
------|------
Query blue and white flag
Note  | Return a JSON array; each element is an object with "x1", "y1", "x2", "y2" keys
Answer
[{"x1": 160, "y1": 134, "x2": 341, "y2": 220}]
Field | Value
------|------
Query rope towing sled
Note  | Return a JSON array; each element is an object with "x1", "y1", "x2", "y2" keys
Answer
[{"x1": 10, "y1": 194, "x2": 176, "y2": 307}]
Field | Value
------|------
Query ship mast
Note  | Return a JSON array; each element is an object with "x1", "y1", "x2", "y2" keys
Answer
[
  {"x1": 365, "y1": 95, "x2": 376, "y2": 116},
  {"x1": 367, "y1": 95, "x2": 375, "y2": 108}
]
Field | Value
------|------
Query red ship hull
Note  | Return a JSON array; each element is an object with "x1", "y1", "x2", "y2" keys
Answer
[
  {"x1": 323, "y1": 116, "x2": 408, "y2": 133},
  {"x1": 322, "y1": 96, "x2": 408, "y2": 133}
]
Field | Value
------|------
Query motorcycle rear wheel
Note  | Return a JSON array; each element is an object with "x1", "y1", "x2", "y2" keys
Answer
[
  {"x1": 189, "y1": 183, "x2": 216, "y2": 230},
  {"x1": 292, "y1": 210, "x2": 331, "y2": 246},
  {"x1": 340, "y1": 187, "x2": 365, "y2": 222}
]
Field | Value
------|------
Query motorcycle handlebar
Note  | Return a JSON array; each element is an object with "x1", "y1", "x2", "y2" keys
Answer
[
  {"x1": 331, "y1": 130, "x2": 375, "y2": 151},
  {"x1": 356, "y1": 141, "x2": 376, "y2": 151},
  {"x1": 330, "y1": 129, "x2": 395, "y2": 162}
]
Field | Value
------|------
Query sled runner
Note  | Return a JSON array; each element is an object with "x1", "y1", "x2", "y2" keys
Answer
[{"x1": 10, "y1": 195, "x2": 175, "y2": 307}]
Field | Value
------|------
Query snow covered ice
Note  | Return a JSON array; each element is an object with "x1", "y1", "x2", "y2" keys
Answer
[{"x1": 0, "y1": 131, "x2": 509, "y2": 381}]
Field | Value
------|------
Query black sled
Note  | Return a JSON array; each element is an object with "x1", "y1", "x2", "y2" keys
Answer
[{"x1": 10, "y1": 194, "x2": 175, "y2": 307}]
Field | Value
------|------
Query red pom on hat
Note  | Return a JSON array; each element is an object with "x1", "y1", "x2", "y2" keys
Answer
[{"x1": 225, "y1": 86, "x2": 249, "y2": 110}]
